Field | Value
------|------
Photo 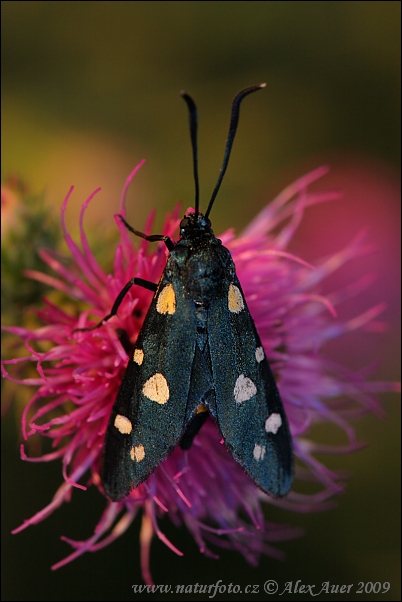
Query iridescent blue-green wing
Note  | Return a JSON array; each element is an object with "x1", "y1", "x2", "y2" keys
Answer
[
  {"x1": 102, "y1": 275, "x2": 198, "y2": 501},
  {"x1": 208, "y1": 277, "x2": 293, "y2": 497}
]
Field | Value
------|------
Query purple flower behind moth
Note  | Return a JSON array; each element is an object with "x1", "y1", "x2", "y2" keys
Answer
[{"x1": 2, "y1": 162, "x2": 397, "y2": 585}]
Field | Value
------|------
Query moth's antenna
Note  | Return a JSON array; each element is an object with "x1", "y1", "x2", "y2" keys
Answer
[
  {"x1": 205, "y1": 83, "x2": 266, "y2": 219},
  {"x1": 180, "y1": 91, "x2": 200, "y2": 216}
]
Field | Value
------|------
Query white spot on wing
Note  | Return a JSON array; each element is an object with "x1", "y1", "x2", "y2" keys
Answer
[
  {"x1": 253, "y1": 443, "x2": 266, "y2": 461},
  {"x1": 114, "y1": 414, "x2": 132, "y2": 435},
  {"x1": 255, "y1": 346, "x2": 264, "y2": 363},
  {"x1": 156, "y1": 283, "x2": 176, "y2": 315},
  {"x1": 133, "y1": 348, "x2": 144, "y2": 365},
  {"x1": 130, "y1": 444, "x2": 145, "y2": 462},
  {"x1": 228, "y1": 283, "x2": 245, "y2": 313},
  {"x1": 265, "y1": 413, "x2": 282, "y2": 434},
  {"x1": 234, "y1": 374, "x2": 257, "y2": 403},
  {"x1": 142, "y1": 373, "x2": 169, "y2": 404}
]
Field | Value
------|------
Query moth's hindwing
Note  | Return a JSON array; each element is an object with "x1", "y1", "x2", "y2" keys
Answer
[
  {"x1": 208, "y1": 275, "x2": 293, "y2": 497},
  {"x1": 102, "y1": 272, "x2": 197, "y2": 501}
]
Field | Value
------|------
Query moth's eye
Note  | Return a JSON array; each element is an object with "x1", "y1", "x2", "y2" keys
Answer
[
  {"x1": 200, "y1": 217, "x2": 211, "y2": 228},
  {"x1": 180, "y1": 217, "x2": 190, "y2": 230}
]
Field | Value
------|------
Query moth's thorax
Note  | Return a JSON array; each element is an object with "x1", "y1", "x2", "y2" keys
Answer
[
  {"x1": 183, "y1": 250, "x2": 223, "y2": 304},
  {"x1": 168, "y1": 221, "x2": 235, "y2": 305}
]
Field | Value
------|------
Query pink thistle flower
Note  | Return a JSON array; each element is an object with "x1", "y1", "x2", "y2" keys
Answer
[{"x1": 2, "y1": 162, "x2": 398, "y2": 585}]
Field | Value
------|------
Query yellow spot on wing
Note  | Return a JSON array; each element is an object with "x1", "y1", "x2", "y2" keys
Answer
[
  {"x1": 265, "y1": 413, "x2": 282, "y2": 434},
  {"x1": 114, "y1": 414, "x2": 132, "y2": 435},
  {"x1": 255, "y1": 346, "x2": 264, "y2": 363},
  {"x1": 228, "y1": 283, "x2": 244, "y2": 313},
  {"x1": 156, "y1": 283, "x2": 176, "y2": 315},
  {"x1": 130, "y1": 444, "x2": 145, "y2": 462},
  {"x1": 253, "y1": 443, "x2": 266, "y2": 461},
  {"x1": 142, "y1": 373, "x2": 170, "y2": 404},
  {"x1": 234, "y1": 374, "x2": 257, "y2": 403},
  {"x1": 133, "y1": 348, "x2": 144, "y2": 365}
]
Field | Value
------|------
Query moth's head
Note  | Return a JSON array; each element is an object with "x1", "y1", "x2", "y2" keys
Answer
[{"x1": 179, "y1": 212, "x2": 214, "y2": 240}]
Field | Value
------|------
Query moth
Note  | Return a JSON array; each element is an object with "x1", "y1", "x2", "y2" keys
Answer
[{"x1": 81, "y1": 84, "x2": 293, "y2": 501}]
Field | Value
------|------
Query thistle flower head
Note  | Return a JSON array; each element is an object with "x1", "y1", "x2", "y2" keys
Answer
[{"x1": 2, "y1": 162, "x2": 397, "y2": 585}]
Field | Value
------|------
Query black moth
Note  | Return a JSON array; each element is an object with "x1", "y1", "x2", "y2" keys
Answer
[{"x1": 81, "y1": 84, "x2": 293, "y2": 501}]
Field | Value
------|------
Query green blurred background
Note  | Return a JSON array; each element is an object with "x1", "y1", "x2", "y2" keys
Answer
[{"x1": 2, "y1": 2, "x2": 400, "y2": 600}]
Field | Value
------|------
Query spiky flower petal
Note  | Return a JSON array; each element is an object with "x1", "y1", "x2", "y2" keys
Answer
[{"x1": 2, "y1": 162, "x2": 397, "y2": 584}]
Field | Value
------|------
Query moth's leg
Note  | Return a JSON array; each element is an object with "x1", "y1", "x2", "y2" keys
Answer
[
  {"x1": 74, "y1": 277, "x2": 157, "y2": 332},
  {"x1": 118, "y1": 215, "x2": 175, "y2": 251},
  {"x1": 75, "y1": 214, "x2": 176, "y2": 333},
  {"x1": 180, "y1": 406, "x2": 209, "y2": 450}
]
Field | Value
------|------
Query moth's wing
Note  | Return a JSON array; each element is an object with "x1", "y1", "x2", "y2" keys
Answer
[
  {"x1": 208, "y1": 277, "x2": 293, "y2": 497},
  {"x1": 103, "y1": 275, "x2": 197, "y2": 501}
]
